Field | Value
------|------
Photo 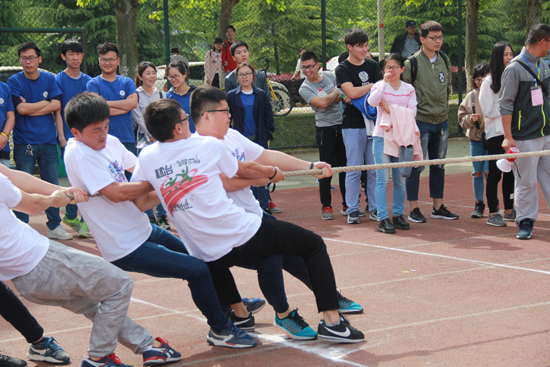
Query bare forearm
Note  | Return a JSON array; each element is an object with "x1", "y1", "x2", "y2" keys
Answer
[
  {"x1": 341, "y1": 83, "x2": 373, "y2": 99},
  {"x1": 256, "y1": 150, "x2": 310, "y2": 171},
  {"x1": 236, "y1": 161, "x2": 276, "y2": 179},
  {"x1": 110, "y1": 107, "x2": 128, "y2": 116},
  {"x1": 502, "y1": 115, "x2": 512, "y2": 138},
  {"x1": 100, "y1": 181, "x2": 154, "y2": 203},
  {"x1": 16, "y1": 101, "x2": 49, "y2": 115},
  {"x1": 107, "y1": 99, "x2": 138, "y2": 113},
  {"x1": 133, "y1": 191, "x2": 161, "y2": 211},
  {"x1": 0, "y1": 165, "x2": 62, "y2": 195}
]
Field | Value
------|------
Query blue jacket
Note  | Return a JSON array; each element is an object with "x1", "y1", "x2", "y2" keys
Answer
[{"x1": 227, "y1": 86, "x2": 274, "y2": 148}]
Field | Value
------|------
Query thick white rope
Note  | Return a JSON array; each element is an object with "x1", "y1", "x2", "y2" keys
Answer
[{"x1": 283, "y1": 150, "x2": 550, "y2": 177}]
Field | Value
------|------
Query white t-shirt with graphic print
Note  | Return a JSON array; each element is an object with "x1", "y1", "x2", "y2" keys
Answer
[
  {"x1": 64, "y1": 135, "x2": 152, "y2": 262},
  {"x1": 131, "y1": 134, "x2": 262, "y2": 262}
]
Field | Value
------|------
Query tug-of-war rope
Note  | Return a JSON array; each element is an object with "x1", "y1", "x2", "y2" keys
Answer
[{"x1": 282, "y1": 150, "x2": 550, "y2": 177}]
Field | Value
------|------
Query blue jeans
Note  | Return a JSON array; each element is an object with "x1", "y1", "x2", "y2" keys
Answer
[
  {"x1": 13, "y1": 144, "x2": 61, "y2": 229},
  {"x1": 251, "y1": 185, "x2": 270, "y2": 210},
  {"x1": 406, "y1": 120, "x2": 448, "y2": 201},
  {"x1": 59, "y1": 144, "x2": 82, "y2": 222},
  {"x1": 111, "y1": 224, "x2": 228, "y2": 332},
  {"x1": 373, "y1": 136, "x2": 406, "y2": 220},
  {"x1": 470, "y1": 140, "x2": 488, "y2": 203},
  {"x1": 342, "y1": 128, "x2": 376, "y2": 213}
]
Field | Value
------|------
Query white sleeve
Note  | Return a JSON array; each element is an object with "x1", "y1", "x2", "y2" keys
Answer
[
  {"x1": 114, "y1": 137, "x2": 138, "y2": 171},
  {"x1": 232, "y1": 130, "x2": 264, "y2": 161},
  {"x1": 217, "y1": 142, "x2": 239, "y2": 178},
  {"x1": 0, "y1": 174, "x2": 22, "y2": 208},
  {"x1": 479, "y1": 78, "x2": 500, "y2": 118},
  {"x1": 71, "y1": 153, "x2": 116, "y2": 196},
  {"x1": 131, "y1": 156, "x2": 147, "y2": 183}
]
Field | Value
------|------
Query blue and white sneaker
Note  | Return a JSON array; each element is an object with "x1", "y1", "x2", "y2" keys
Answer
[
  {"x1": 81, "y1": 353, "x2": 132, "y2": 367},
  {"x1": 207, "y1": 322, "x2": 256, "y2": 348},
  {"x1": 337, "y1": 292, "x2": 363, "y2": 314},
  {"x1": 274, "y1": 309, "x2": 317, "y2": 340},
  {"x1": 27, "y1": 337, "x2": 70, "y2": 364},
  {"x1": 243, "y1": 297, "x2": 266, "y2": 314},
  {"x1": 143, "y1": 338, "x2": 181, "y2": 366}
]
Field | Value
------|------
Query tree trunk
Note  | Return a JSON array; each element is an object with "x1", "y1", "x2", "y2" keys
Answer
[
  {"x1": 526, "y1": 0, "x2": 542, "y2": 40},
  {"x1": 271, "y1": 23, "x2": 280, "y2": 75},
  {"x1": 464, "y1": 0, "x2": 479, "y2": 93},
  {"x1": 218, "y1": 0, "x2": 240, "y2": 40},
  {"x1": 114, "y1": 0, "x2": 139, "y2": 79}
]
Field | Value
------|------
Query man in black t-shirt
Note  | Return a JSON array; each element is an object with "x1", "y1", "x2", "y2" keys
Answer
[{"x1": 335, "y1": 28, "x2": 381, "y2": 225}]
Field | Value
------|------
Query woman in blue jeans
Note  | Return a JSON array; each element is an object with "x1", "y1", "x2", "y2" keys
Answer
[
  {"x1": 367, "y1": 53, "x2": 418, "y2": 233},
  {"x1": 458, "y1": 63, "x2": 489, "y2": 218}
]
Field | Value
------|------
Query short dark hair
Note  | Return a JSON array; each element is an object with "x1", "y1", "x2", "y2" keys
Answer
[
  {"x1": 144, "y1": 99, "x2": 182, "y2": 142},
  {"x1": 170, "y1": 47, "x2": 180, "y2": 54},
  {"x1": 344, "y1": 28, "x2": 369, "y2": 46},
  {"x1": 526, "y1": 24, "x2": 550, "y2": 45},
  {"x1": 488, "y1": 41, "x2": 514, "y2": 94},
  {"x1": 225, "y1": 25, "x2": 236, "y2": 33},
  {"x1": 135, "y1": 61, "x2": 157, "y2": 88},
  {"x1": 300, "y1": 51, "x2": 318, "y2": 64},
  {"x1": 420, "y1": 21, "x2": 444, "y2": 38},
  {"x1": 190, "y1": 86, "x2": 227, "y2": 124},
  {"x1": 61, "y1": 39, "x2": 83, "y2": 55},
  {"x1": 65, "y1": 92, "x2": 110, "y2": 132},
  {"x1": 236, "y1": 63, "x2": 255, "y2": 81},
  {"x1": 18, "y1": 42, "x2": 41, "y2": 57},
  {"x1": 299, "y1": 47, "x2": 306, "y2": 52},
  {"x1": 230, "y1": 40, "x2": 248, "y2": 57},
  {"x1": 97, "y1": 42, "x2": 118, "y2": 57},
  {"x1": 383, "y1": 53, "x2": 406, "y2": 80},
  {"x1": 472, "y1": 62, "x2": 488, "y2": 90},
  {"x1": 338, "y1": 52, "x2": 349, "y2": 64}
]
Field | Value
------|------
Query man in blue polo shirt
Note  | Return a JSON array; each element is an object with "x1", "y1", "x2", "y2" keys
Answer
[
  {"x1": 0, "y1": 82, "x2": 15, "y2": 168},
  {"x1": 7, "y1": 42, "x2": 72, "y2": 240},
  {"x1": 54, "y1": 38, "x2": 92, "y2": 238},
  {"x1": 86, "y1": 42, "x2": 137, "y2": 155}
]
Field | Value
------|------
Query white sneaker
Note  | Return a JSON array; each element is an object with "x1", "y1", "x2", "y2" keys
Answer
[{"x1": 47, "y1": 225, "x2": 73, "y2": 240}]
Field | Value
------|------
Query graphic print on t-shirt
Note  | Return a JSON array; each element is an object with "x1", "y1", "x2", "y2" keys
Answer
[
  {"x1": 231, "y1": 148, "x2": 245, "y2": 162},
  {"x1": 156, "y1": 161, "x2": 208, "y2": 215},
  {"x1": 108, "y1": 160, "x2": 126, "y2": 182}
]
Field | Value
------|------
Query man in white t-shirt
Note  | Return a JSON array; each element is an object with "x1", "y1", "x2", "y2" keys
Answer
[
  {"x1": 0, "y1": 165, "x2": 180, "y2": 367},
  {"x1": 133, "y1": 89, "x2": 365, "y2": 343},
  {"x1": 63, "y1": 92, "x2": 259, "y2": 349}
]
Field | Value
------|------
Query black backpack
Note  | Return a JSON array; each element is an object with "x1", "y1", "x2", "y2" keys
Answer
[{"x1": 408, "y1": 51, "x2": 449, "y2": 84}]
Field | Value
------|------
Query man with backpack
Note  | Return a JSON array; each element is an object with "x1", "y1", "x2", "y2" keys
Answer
[{"x1": 403, "y1": 20, "x2": 459, "y2": 223}]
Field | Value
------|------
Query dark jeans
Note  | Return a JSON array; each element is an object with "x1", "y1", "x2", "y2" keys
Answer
[
  {"x1": 13, "y1": 144, "x2": 61, "y2": 229},
  {"x1": 406, "y1": 120, "x2": 448, "y2": 201},
  {"x1": 207, "y1": 218, "x2": 339, "y2": 313},
  {"x1": 486, "y1": 135, "x2": 515, "y2": 213},
  {"x1": 60, "y1": 144, "x2": 82, "y2": 221},
  {"x1": 111, "y1": 224, "x2": 227, "y2": 332},
  {"x1": 122, "y1": 142, "x2": 137, "y2": 182},
  {"x1": 316, "y1": 125, "x2": 347, "y2": 208},
  {"x1": 0, "y1": 281, "x2": 44, "y2": 343},
  {"x1": 251, "y1": 185, "x2": 270, "y2": 210}
]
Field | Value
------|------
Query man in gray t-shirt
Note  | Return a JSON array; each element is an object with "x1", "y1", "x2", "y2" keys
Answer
[{"x1": 299, "y1": 51, "x2": 347, "y2": 220}]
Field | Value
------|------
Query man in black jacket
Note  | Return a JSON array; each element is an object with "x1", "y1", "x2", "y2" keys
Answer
[{"x1": 390, "y1": 20, "x2": 421, "y2": 57}]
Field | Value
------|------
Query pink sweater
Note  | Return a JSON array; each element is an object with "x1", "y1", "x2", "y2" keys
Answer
[{"x1": 367, "y1": 80, "x2": 417, "y2": 138}]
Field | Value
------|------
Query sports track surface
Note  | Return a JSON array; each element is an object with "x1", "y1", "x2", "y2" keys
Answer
[{"x1": 2, "y1": 148, "x2": 550, "y2": 367}]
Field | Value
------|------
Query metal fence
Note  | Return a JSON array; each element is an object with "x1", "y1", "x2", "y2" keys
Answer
[{"x1": 0, "y1": 0, "x2": 548, "y2": 149}]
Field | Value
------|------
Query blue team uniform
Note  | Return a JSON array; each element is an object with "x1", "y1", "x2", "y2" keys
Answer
[
  {"x1": 0, "y1": 82, "x2": 14, "y2": 153},
  {"x1": 55, "y1": 71, "x2": 92, "y2": 139}
]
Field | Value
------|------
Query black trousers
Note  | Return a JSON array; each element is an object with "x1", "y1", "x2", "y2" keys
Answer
[
  {"x1": 316, "y1": 125, "x2": 347, "y2": 208},
  {"x1": 207, "y1": 218, "x2": 339, "y2": 313},
  {"x1": 0, "y1": 281, "x2": 44, "y2": 343},
  {"x1": 486, "y1": 135, "x2": 515, "y2": 213}
]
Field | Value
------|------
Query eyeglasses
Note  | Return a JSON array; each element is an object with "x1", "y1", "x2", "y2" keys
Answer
[
  {"x1": 237, "y1": 72, "x2": 253, "y2": 78},
  {"x1": 384, "y1": 66, "x2": 401, "y2": 72},
  {"x1": 168, "y1": 74, "x2": 183, "y2": 80},
  {"x1": 203, "y1": 107, "x2": 230, "y2": 116},
  {"x1": 301, "y1": 64, "x2": 317, "y2": 71},
  {"x1": 425, "y1": 36, "x2": 444, "y2": 42},
  {"x1": 19, "y1": 56, "x2": 38, "y2": 63},
  {"x1": 99, "y1": 58, "x2": 118, "y2": 64},
  {"x1": 179, "y1": 116, "x2": 189, "y2": 123}
]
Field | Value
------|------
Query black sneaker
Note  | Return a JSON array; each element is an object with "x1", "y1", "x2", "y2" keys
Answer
[
  {"x1": 408, "y1": 207, "x2": 427, "y2": 223},
  {"x1": 0, "y1": 354, "x2": 27, "y2": 367},
  {"x1": 392, "y1": 215, "x2": 410, "y2": 230},
  {"x1": 431, "y1": 205, "x2": 459, "y2": 220},
  {"x1": 229, "y1": 310, "x2": 255, "y2": 331},
  {"x1": 243, "y1": 297, "x2": 266, "y2": 314},
  {"x1": 157, "y1": 215, "x2": 171, "y2": 230},
  {"x1": 378, "y1": 218, "x2": 396, "y2": 234},
  {"x1": 318, "y1": 317, "x2": 364, "y2": 343},
  {"x1": 149, "y1": 217, "x2": 159, "y2": 226},
  {"x1": 471, "y1": 201, "x2": 485, "y2": 218},
  {"x1": 347, "y1": 211, "x2": 360, "y2": 224}
]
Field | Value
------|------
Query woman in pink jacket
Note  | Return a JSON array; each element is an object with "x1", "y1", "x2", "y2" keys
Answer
[
  {"x1": 204, "y1": 38, "x2": 223, "y2": 88},
  {"x1": 368, "y1": 53, "x2": 417, "y2": 234}
]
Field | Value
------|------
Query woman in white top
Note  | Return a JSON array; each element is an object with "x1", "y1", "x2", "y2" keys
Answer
[
  {"x1": 132, "y1": 61, "x2": 170, "y2": 230},
  {"x1": 368, "y1": 53, "x2": 417, "y2": 234},
  {"x1": 204, "y1": 38, "x2": 223, "y2": 88},
  {"x1": 478, "y1": 41, "x2": 515, "y2": 227}
]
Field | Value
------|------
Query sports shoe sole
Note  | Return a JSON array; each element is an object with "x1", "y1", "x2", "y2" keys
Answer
[
  {"x1": 206, "y1": 336, "x2": 255, "y2": 348},
  {"x1": 347, "y1": 218, "x2": 360, "y2": 224},
  {"x1": 487, "y1": 221, "x2": 506, "y2": 227},
  {"x1": 430, "y1": 214, "x2": 458, "y2": 220},
  {"x1": 273, "y1": 324, "x2": 317, "y2": 340},
  {"x1": 517, "y1": 233, "x2": 532, "y2": 240},
  {"x1": 317, "y1": 333, "x2": 364, "y2": 343},
  {"x1": 27, "y1": 353, "x2": 69, "y2": 365},
  {"x1": 321, "y1": 215, "x2": 334, "y2": 220},
  {"x1": 407, "y1": 216, "x2": 426, "y2": 223},
  {"x1": 143, "y1": 355, "x2": 181, "y2": 366},
  {"x1": 338, "y1": 307, "x2": 364, "y2": 314}
]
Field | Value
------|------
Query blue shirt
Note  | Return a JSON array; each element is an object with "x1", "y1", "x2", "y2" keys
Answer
[
  {"x1": 7, "y1": 71, "x2": 62, "y2": 145},
  {"x1": 240, "y1": 92, "x2": 255, "y2": 137},
  {"x1": 86, "y1": 75, "x2": 137, "y2": 143},
  {"x1": 55, "y1": 71, "x2": 92, "y2": 139},
  {"x1": 166, "y1": 85, "x2": 196, "y2": 133},
  {"x1": 0, "y1": 82, "x2": 14, "y2": 152}
]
